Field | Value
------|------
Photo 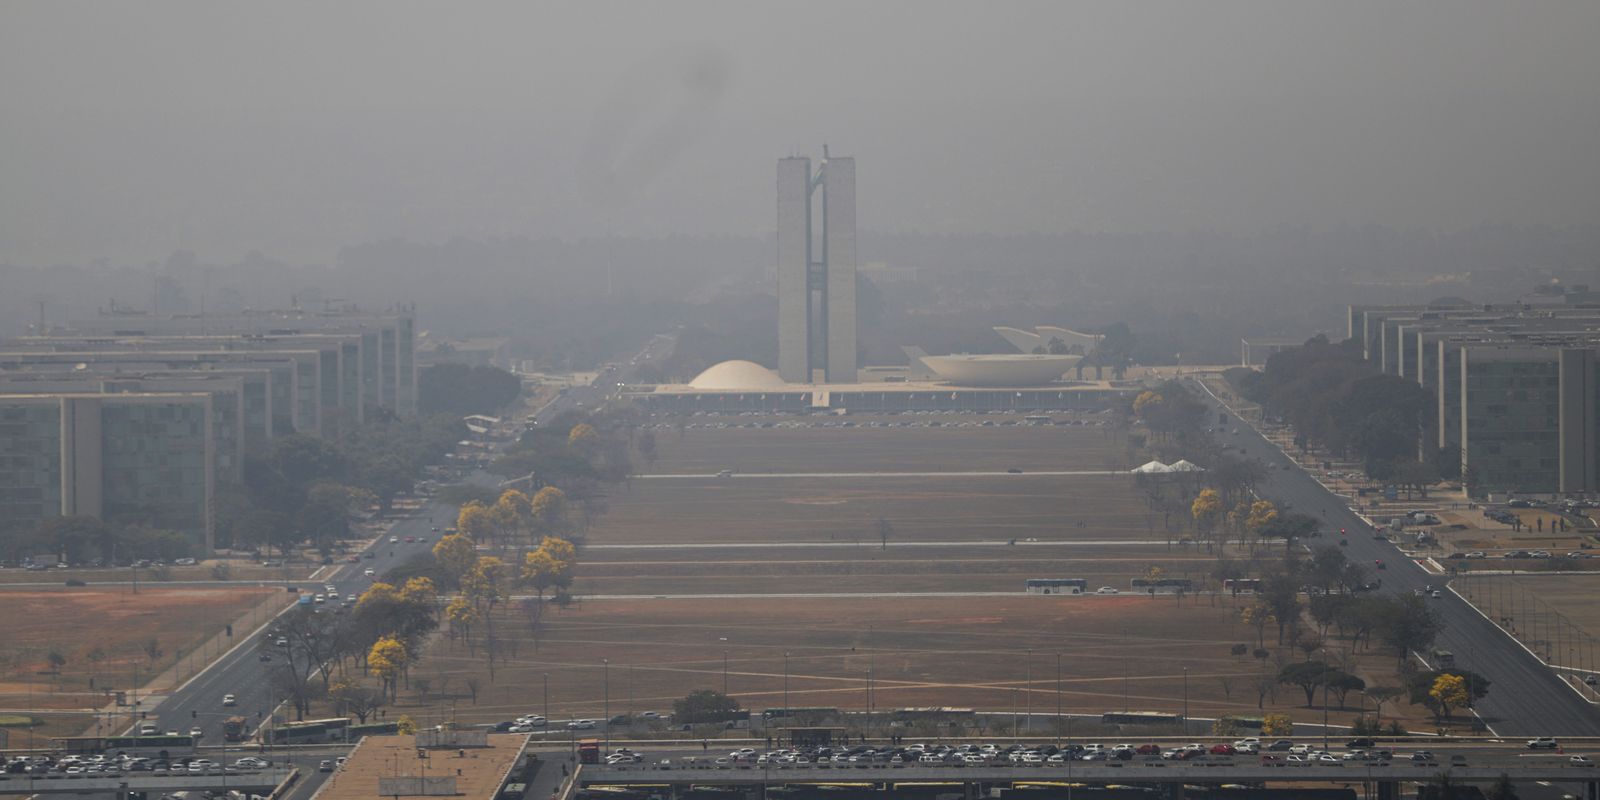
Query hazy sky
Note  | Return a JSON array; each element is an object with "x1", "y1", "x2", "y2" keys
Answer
[{"x1": 3, "y1": 1, "x2": 1597, "y2": 264}]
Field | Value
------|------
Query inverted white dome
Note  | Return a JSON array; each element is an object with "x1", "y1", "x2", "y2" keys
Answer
[
  {"x1": 688, "y1": 360, "x2": 788, "y2": 390},
  {"x1": 919, "y1": 354, "x2": 1082, "y2": 386}
]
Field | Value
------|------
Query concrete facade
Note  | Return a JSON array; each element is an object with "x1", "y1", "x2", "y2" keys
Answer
[
  {"x1": 0, "y1": 393, "x2": 215, "y2": 553},
  {"x1": 777, "y1": 152, "x2": 856, "y2": 383}
]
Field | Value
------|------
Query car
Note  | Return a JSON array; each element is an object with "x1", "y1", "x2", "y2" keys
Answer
[
  {"x1": 1409, "y1": 751, "x2": 1436, "y2": 764},
  {"x1": 639, "y1": 711, "x2": 661, "y2": 719},
  {"x1": 189, "y1": 727, "x2": 204, "y2": 738},
  {"x1": 364, "y1": 551, "x2": 376, "y2": 559},
  {"x1": 1095, "y1": 586, "x2": 1119, "y2": 595},
  {"x1": 431, "y1": 526, "x2": 441, "y2": 532},
  {"x1": 1346, "y1": 738, "x2": 1376, "y2": 749},
  {"x1": 389, "y1": 536, "x2": 400, "y2": 544},
  {"x1": 516, "y1": 715, "x2": 547, "y2": 727},
  {"x1": 364, "y1": 568, "x2": 376, "y2": 577},
  {"x1": 1571, "y1": 755, "x2": 1593, "y2": 765},
  {"x1": 222, "y1": 694, "x2": 236, "y2": 706},
  {"x1": 1586, "y1": 675, "x2": 1598, "y2": 686},
  {"x1": 325, "y1": 584, "x2": 338, "y2": 594},
  {"x1": 1529, "y1": 737, "x2": 1560, "y2": 749},
  {"x1": 318, "y1": 760, "x2": 334, "y2": 772},
  {"x1": 404, "y1": 536, "x2": 417, "y2": 543},
  {"x1": 1374, "y1": 560, "x2": 1386, "y2": 569},
  {"x1": 258, "y1": 653, "x2": 272, "y2": 662},
  {"x1": 567, "y1": 719, "x2": 597, "y2": 730},
  {"x1": 1267, "y1": 740, "x2": 1295, "y2": 752},
  {"x1": 274, "y1": 637, "x2": 288, "y2": 647}
]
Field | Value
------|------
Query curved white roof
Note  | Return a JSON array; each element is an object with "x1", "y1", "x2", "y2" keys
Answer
[
  {"x1": 1132, "y1": 460, "x2": 1175, "y2": 474},
  {"x1": 919, "y1": 354, "x2": 1082, "y2": 386},
  {"x1": 688, "y1": 360, "x2": 788, "y2": 390}
]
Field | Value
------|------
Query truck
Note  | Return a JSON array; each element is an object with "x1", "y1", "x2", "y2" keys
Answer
[
  {"x1": 578, "y1": 738, "x2": 601, "y2": 764},
  {"x1": 222, "y1": 716, "x2": 250, "y2": 743}
]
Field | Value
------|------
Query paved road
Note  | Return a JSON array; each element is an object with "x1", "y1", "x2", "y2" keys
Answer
[
  {"x1": 142, "y1": 338, "x2": 666, "y2": 743},
  {"x1": 1192, "y1": 379, "x2": 1600, "y2": 737},
  {"x1": 635, "y1": 470, "x2": 1125, "y2": 479}
]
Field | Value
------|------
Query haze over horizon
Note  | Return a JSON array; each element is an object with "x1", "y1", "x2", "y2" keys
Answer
[{"x1": 4, "y1": 1, "x2": 1599, "y2": 265}]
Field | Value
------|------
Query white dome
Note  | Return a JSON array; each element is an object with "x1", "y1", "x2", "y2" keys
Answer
[
  {"x1": 688, "y1": 360, "x2": 788, "y2": 390},
  {"x1": 919, "y1": 354, "x2": 1082, "y2": 386}
]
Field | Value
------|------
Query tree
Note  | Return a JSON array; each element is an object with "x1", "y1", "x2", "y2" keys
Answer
[
  {"x1": 1327, "y1": 671, "x2": 1366, "y2": 707},
  {"x1": 418, "y1": 363, "x2": 521, "y2": 416},
  {"x1": 330, "y1": 680, "x2": 385, "y2": 723},
  {"x1": 368, "y1": 636, "x2": 409, "y2": 701},
  {"x1": 1278, "y1": 661, "x2": 1331, "y2": 707},
  {"x1": 1241, "y1": 601, "x2": 1275, "y2": 649},
  {"x1": 1379, "y1": 594, "x2": 1445, "y2": 664},
  {"x1": 446, "y1": 596, "x2": 480, "y2": 642},
  {"x1": 466, "y1": 676, "x2": 483, "y2": 704},
  {"x1": 433, "y1": 533, "x2": 479, "y2": 585},
  {"x1": 1487, "y1": 774, "x2": 1518, "y2": 800},
  {"x1": 568, "y1": 423, "x2": 600, "y2": 459},
  {"x1": 46, "y1": 650, "x2": 66, "y2": 675},
  {"x1": 492, "y1": 489, "x2": 533, "y2": 539},
  {"x1": 523, "y1": 549, "x2": 568, "y2": 600},
  {"x1": 1428, "y1": 673, "x2": 1470, "y2": 722},
  {"x1": 395, "y1": 714, "x2": 418, "y2": 735},
  {"x1": 672, "y1": 689, "x2": 743, "y2": 723},
  {"x1": 530, "y1": 487, "x2": 569, "y2": 535},
  {"x1": 1261, "y1": 713, "x2": 1293, "y2": 736},
  {"x1": 141, "y1": 637, "x2": 163, "y2": 665},
  {"x1": 457, "y1": 501, "x2": 497, "y2": 544},
  {"x1": 1192, "y1": 489, "x2": 1223, "y2": 537},
  {"x1": 1366, "y1": 685, "x2": 1404, "y2": 725}
]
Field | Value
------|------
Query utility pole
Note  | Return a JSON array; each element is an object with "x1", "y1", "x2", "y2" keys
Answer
[
  {"x1": 1055, "y1": 652, "x2": 1063, "y2": 748},
  {"x1": 602, "y1": 658, "x2": 610, "y2": 754}
]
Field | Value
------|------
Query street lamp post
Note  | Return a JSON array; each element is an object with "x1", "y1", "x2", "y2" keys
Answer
[
  {"x1": 543, "y1": 673, "x2": 549, "y2": 723},
  {"x1": 723, "y1": 650, "x2": 729, "y2": 697},
  {"x1": 1182, "y1": 666, "x2": 1189, "y2": 735},
  {"x1": 1321, "y1": 651, "x2": 1330, "y2": 752},
  {"x1": 1055, "y1": 652, "x2": 1063, "y2": 747},
  {"x1": 1025, "y1": 649, "x2": 1033, "y2": 736},
  {"x1": 783, "y1": 652, "x2": 790, "y2": 718},
  {"x1": 602, "y1": 658, "x2": 610, "y2": 754}
]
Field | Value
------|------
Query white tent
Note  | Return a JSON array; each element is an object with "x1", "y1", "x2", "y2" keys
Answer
[
  {"x1": 1131, "y1": 460, "x2": 1176, "y2": 474},
  {"x1": 1169, "y1": 460, "x2": 1206, "y2": 472}
]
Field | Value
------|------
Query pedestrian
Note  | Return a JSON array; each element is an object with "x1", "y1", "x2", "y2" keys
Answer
[{"x1": 702, "y1": 739, "x2": 708, "y2": 751}]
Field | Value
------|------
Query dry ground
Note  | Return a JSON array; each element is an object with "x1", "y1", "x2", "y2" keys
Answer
[
  {"x1": 400, "y1": 411, "x2": 1425, "y2": 731},
  {"x1": 587, "y1": 474, "x2": 1169, "y2": 547},
  {"x1": 575, "y1": 543, "x2": 1230, "y2": 596},
  {"x1": 0, "y1": 587, "x2": 278, "y2": 745},
  {"x1": 643, "y1": 421, "x2": 1131, "y2": 475},
  {"x1": 1454, "y1": 573, "x2": 1600, "y2": 669},
  {"x1": 399, "y1": 595, "x2": 1429, "y2": 733}
]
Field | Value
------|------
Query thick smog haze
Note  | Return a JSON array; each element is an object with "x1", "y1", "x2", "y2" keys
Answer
[{"x1": 3, "y1": 0, "x2": 1598, "y2": 264}]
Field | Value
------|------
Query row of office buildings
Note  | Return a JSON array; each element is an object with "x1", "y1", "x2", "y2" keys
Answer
[
  {"x1": 0, "y1": 308, "x2": 418, "y2": 554},
  {"x1": 1348, "y1": 299, "x2": 1600, "y2": 495}
]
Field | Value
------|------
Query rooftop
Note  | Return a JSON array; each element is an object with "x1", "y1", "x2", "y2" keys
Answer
[{"x1": 310, "y1": 733, "x2": 528, "y2": 800}]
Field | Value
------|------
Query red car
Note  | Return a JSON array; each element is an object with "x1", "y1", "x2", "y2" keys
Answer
[
  {"x1": 1136, "y1": 744, "x2": 1162, "y2": 755},
  {"x1": 1210, "y1": 744, "x2": 1235, "y2": 755},
  {"x1": 404, "y1": 536, "x2": 417, "y2": 543}
]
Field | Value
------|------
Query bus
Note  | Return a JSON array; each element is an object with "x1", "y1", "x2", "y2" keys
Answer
[
  {"x1": 222, "y1": 716, "x2": 250, "y2": 743},
  {"x1": 761, "y1": 707, "x2": 838, "y2": 722},
  {"x1": 1223, "y1": 578, "x2": 1262, "y2": 594},
  {"x1": 578, "y1": 738, "x2": 601, "y2": 764},
  {"x1": 1100, "y1": 711, "x2": 1182, "y2": 725},
  {"x1": 1025, "y1": 578, "x2": 1086, "y2": 595},
  {"x1": 349, "y1": 721, "x2": 399, "y2": 739},
  {"x1": 57, "y1": 734, "x2": 197, "y2": 759},
  {"x1": 268, "y1": 717, "x2": 351, "y2": 744}
]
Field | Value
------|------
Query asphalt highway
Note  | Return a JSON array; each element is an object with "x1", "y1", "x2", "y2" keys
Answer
[{"x1": 1192, "y1": 379, "x2": 1600, "y2": 737}]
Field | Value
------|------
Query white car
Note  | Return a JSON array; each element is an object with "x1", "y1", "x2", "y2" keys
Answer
[
  {"x1": 189, "y1": 727, "x2": 204, "y2": 738},
  {"x1": 364, "y1": 568, "x2": 376, "y2": 577},
  {"x1": 1096, "y1": 587, "x2": 1119, "y2": 595},
  {"x1": 567, "y1": 719, "x2": 597, "y2": 730},
  {"x1": 222, "y1": 693, "x2": 236, "y2": 706},
  {"x1": 517, "y1": 715, "x2": 547, "y2": 727},
  {"x1": 389, "y1": 536, "x2": 400, "y2": 544},
  {"x1": 639, "y1": 711, "x2": 661, "y2": 720}
]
